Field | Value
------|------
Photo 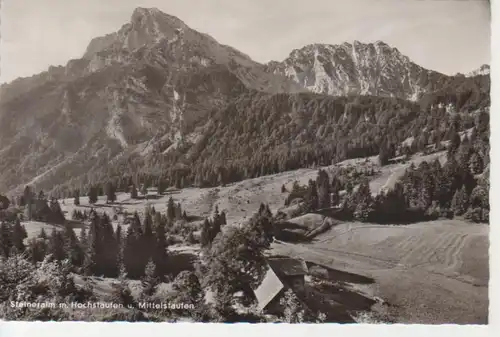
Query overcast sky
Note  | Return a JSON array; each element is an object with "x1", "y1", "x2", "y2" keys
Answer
[{"x1": 0, "y1": 0, "x2": 491, "y2": 84}]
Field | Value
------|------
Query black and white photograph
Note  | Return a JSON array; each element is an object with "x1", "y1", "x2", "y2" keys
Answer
[{"x1": 0, "y1": 0, "x2": 491, "y2": 325}]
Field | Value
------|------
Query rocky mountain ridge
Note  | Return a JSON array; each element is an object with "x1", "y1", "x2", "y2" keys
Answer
[
  {"x1": 265, "y1": 41, "x2": 453, "y2": 101},
  {"x1": 0, "y1": 7, "x2": 490, "y2": 195}
]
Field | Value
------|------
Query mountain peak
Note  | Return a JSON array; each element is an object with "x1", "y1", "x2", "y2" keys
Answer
[
  {"x1": 267, "y1": 40, "x2": 442, "y2": 100},
  {"x1": 83, "y1": 7, "x2": 186, "y2": 59},
  {"x1": 132, "y1": 7, "x2": 161, "y2": 15},
  {"x1": 130, "y1": 7, "x2": 183, "y2": 26}
]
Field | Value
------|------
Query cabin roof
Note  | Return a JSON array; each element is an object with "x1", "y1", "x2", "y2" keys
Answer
[
  {"x1": 253, "y1": 267, "x2": 284, "y2": 311},
  {"x1": 252, "y1": 257, "x2": 308, "y2": 311},
  {"x1": 268, "y1": 257, "x2": 308, "y2": 276}
]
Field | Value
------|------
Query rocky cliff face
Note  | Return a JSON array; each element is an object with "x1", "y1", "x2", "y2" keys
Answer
[
  {"x1": 266, "y1": 41, "x2": 449, "y2": 101},
  {"x1": 465, "y1": 64, "x2": 490, "y2": 78}
]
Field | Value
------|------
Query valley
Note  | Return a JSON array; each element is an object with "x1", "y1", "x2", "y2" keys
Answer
[{"x1": 16, "y1": 150, "x2": 488, "y2": 323}]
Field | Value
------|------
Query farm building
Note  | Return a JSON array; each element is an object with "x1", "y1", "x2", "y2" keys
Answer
[{"x1": 253, "y1": 257, "x2": 309, "y2": 314}]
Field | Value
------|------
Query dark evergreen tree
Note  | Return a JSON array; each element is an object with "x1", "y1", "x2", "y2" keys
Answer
[
  {"x1": 63, "y1": 224, "x2": 83, "y2": 267},
  {"x1": 353, "y1": 179, "x2": 373, "y2": 221},
  {"x1": 39, "y1": 228, "x2": 48, "y2": 240},
  {"x1": 88, "y1": 186, "x2": 98, "y2": 204},
  {"x1": 167, "y1": 197, "x2": 176, "y2": 221},
  {"x1": 48, "y1": 229, "x2": 66, "y2": 261},
  {"x1": 153, "y1": 218, "x2": 168, "y2": 278},
  {"x1": 74, "y1": 190, "x2": 80, "y2": 206},
  {"x1": 23, "y1": 186, "x2": 33, "y2": 220},
  {"x1": 157, "y1": 179, "x2": 166, "y2": 195},
  {"x1": 26, "y1": 236, "x2": 48, "y2": 264},
  {"x1": 220, "y1": 211, "x2": 227, "y2": 226},
  {"x1": 105, "y1": 181, "x2": 117, "y2": 204},
  {"x1": 451, "y1": 185, "x2": 470, "y2": 216},
  {"x1": 175, "y1": 202, "x2": 183, "y2": 220},
  {"x1": 448, "y1": 129, "x2": 461, "y2": 159},
  {"x1": 316, "y1": 169, "x2": 331, "y2": 209},
  {"x1": 142, "y1": 211, "x2": 155, "y2": 265},
  {"x1": 11, "y1": 219, "x2": 26, "y2": 253},
  {"x1": 124, "y1": 212, "x2": 145, "y2": 278},
  {"x1": 115, "y1": 224, "x2": 123, "y2": 269},
  {"x1": 0, "y1": 222, "x2": 12, "y2": 258},
  {"x1": 83, "y1": 214, "x2": 100, "y2": 275},
  {"x1": 79, "y1": 227, "x2": 88, "y2": 250},
  {"x1": 49, "y1": 198, "x2": 65, "y2": 224},
  {"x1": 304, "y1": 179, "x2": 319, "y2": 212},
  {"x1": 200, "y1": 218, "x2": 212, "y2": 248},
  {"x1": 141, "y1": 259, "x2": 159, "y2": 298},
  {"x1": 130, "y1": 184, "x2": 138, "y2": 199}
]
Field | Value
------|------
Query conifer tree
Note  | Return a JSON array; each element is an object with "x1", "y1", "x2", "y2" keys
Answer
[
  {"x1": 175, "y1": 202, "x2": 183, "y2": 220},
  {"x1": 23, "y1": 186, "x2": 33, "y2": 220},
  {"x1": 124, "y1": 212, "x2": 145, "y2": 278},
  {"x1": 167, "y1": 197, "x2": 176, "y2": 221},
  {"x1": 378, "y1": 143, "x2": 391, "y2": 166},
  {"x1": 88, "y1": 186, "x2": 98, "y2": 205},
  {"x1": 451, "y1": 185, "x2": 470, "y2": 216},
  {"x1": 115, "y1": 224, "x2": 123, "y2": 269},
  {"x1": 317, "y1": 169, "x2": 331, "y2": 209},
  {"x1": 0, "y1": 221, "x2": 12, "y2": 258},
  {"x1": 142, "y1": 211, "x2": 155, "y2": 263},
  {"x1": 141, "y1": 259, "x2": 159, "y2": 298},
  {"x1": 200, "y1": 218, "x2": 212, "y2": 248},
  {"x1": 209, "y1": 217, "x2": 222, "y2": 244},
  {"x1": 99, "y1": 213, "x2": 118, "y2": 276},
  {"x1": 48, "y1": 229, "x2": 66, "y2": 261},
  {"x1": 153, "y1": 218, "x2": 168, "y2": 278},
  {"x1": 39, "y1": 228, "x2": 48, "y2": 240},
  {"x1": 49, "y1": 198, "x2": 65, "y2": 224},
  {"x1": 105, "y1": 181, "x2": 117, "y2": 204},
  {"x1": 130, "y1": 184, "x2": 138, "y2": 199},
  {"x1": 74, "y1": 190, "x2": 80, "y2": 206},
  {"x1": 447, "y1": 130, "x2": 461, "y2": 161},
  {"x1": 38, "y1": 190, "x2": 46, "y2": 202},
  {"x1": 79, "y1": 227, "x2": 88, "y2": 250},
  {"x1": 220, "y1": 211, "x2": 227, "y2": 226},
  {"x1": 353, "y1": 179, "x2": 373, "y2": 221},
  {"x1": 12, "y1": 219, "x2": 26, "y2": 253},
  {"x1": 84, "y1": 214, "x2": 100, "y2": 275},
  {"x1": 157, "y1": 179, "x2": 166, "y2": 196},
  {"x1": 304, "y1": 179, "x2": 319, "y2": 212},
  {"x1": 63, "y1": 224, "x2": 83, "y2": 267}
]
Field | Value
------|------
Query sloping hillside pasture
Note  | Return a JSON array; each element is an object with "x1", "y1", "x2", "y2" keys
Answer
[
  {"x1": 271, "y1": 219, "x2": 488, "y2": 323},
  {"x1": 21, "y1": 150, "x2": 446, "y2": 238}
]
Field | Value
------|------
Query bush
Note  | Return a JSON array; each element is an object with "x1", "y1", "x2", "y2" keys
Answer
[{"x1": 464, "y1": 207, "x2": 488, "y2": 223}]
